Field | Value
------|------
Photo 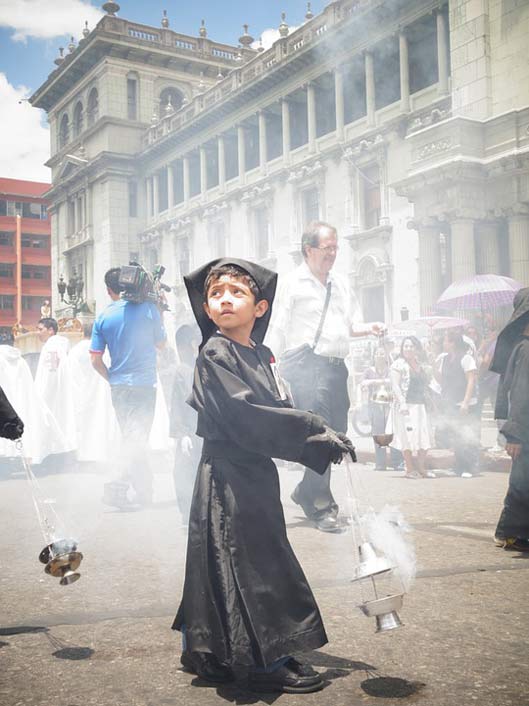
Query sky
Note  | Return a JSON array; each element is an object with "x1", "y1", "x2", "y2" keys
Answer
[{"x1": 0, "y1": 0, "x2": 324, "y2": 183}]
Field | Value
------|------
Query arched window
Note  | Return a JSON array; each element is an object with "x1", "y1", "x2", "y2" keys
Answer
[
  {"x1": 59, "y1": 113, "x2": 70, "y2": 148},
  {"x1": 87, "y1": 88, "x2": 99, "y2": 126},
  {"x1": 73, "y1": 101, "x2": 83, "y2": 137},
  {"x1": 159, "y1": 87, "x2": 183, "y2": 117}
]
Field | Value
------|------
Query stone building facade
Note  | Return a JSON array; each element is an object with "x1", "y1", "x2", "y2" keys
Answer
[{"x1": 30, "y1": 0, "x2": 529, "y2": 323}]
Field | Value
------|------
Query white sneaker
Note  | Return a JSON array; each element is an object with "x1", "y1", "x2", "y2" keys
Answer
[{"x1": 461, "y1": 472, "x2": 473, "y2": 479}]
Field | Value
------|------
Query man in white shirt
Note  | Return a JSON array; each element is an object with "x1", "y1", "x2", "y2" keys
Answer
[
  {"x1": 268, "y1": 221, "x2": 380, "y2": 532},
  {"x1": 35, "y1": 317, "x2": 77, "y2": 453}
]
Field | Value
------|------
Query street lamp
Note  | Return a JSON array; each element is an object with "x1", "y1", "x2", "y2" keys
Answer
[{"x1": 57, "y1": 269, "x2": 86, "y2": 319}]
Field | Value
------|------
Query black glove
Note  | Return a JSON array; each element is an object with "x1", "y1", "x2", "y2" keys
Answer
[
  {"x1": 336, "y1": 432, "x2": 357, "y2": 462},
  {"x1": 318, "y1": 427, "x2": 355, "y2": 464},
  {"x1": 1, "y1": 419, "x2": 24, "y2": 440}
]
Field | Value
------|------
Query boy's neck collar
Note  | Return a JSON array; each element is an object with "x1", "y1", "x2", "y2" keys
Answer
[{"x1": 216, "y1": 330, "x2": 256, "y2": 348}]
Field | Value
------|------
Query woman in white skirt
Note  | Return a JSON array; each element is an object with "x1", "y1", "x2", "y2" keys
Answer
[{"x1": 390, "y1": 336, "x2": 434, "y2": 479}]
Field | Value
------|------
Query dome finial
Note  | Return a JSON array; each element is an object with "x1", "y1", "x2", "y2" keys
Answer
[
  {"x1": 68, "y1": 36, "x2": 76, "y2": 53},
  {"x1": 54, "y1": 47, "x2": 65, "y2": 66},
  {"x1": 82, "y1": 20, "x2": 90, "y2": 38},
  {"x1": 305, "y1": 3, "x2": 314, "y2": 21},
  {"x1": 257, "y1": 39, "x2": 264, "y2": 53},
  {"x1": 239, "y1": 24, "x2": 254, "y2": 47},
  {"x1": 279, "y1": 12, "x2": 289, "y2": 38},
  {"x1": 102, "y1": 1, "x2": 120, "y2": 15},
  {"x1": 199, "y1": 19, "x2": 207, "y2": 38},
  {"x1": 161, "y1": 10, "x2": 169, "y2": 28}
]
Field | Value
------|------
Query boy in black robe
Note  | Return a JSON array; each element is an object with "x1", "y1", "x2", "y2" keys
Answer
[
  {"x1": 490, "y1": 287, "x2": 529, "y2": 552},
  {"x1": 173, "y1": 258, "x2": 355, "y2": 693}
]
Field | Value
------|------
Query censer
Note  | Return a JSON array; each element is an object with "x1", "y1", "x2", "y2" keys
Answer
[
  {"x1": 371, "y1": 335, "x2": 394, "y2": 448},
  {"x1": 17, "y1": 442, "x2": 84, "y2": 586},
  {"x1": 344, "y1": 456, "x2": 410, "y2": 633}
]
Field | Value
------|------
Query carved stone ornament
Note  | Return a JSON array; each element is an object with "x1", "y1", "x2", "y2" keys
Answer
[
  {"x1": 342, "y1": 133, "x2": 385, "y2": 159},
  {"x1": 287, "y1": 160, "x2": 324, "y2": 184},
  {"x1": 169, "y1": 217, "x2": 192, "y2": 231},
  {"x1": 240, "y1": 183, "x2": 272, "y2": 202},
  {"x1": 140, "y1": 229, "x2": 162, "y2": 244},
  {"x1": 415, "y1": 137, "x2": 453, "y2": 161},
  {"x1": 202, "y1": 202, "x2": 229, "y2": 219}
]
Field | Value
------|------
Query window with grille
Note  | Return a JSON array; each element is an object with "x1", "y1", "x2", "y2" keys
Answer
[{"x1": 301, "y1": 187, "x2": 320, "y2": 225}]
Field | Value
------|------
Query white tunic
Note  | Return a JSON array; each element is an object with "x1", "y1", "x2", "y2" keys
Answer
[{"x1": 0, "y1": 345, "x2": 71, "y2": 463}]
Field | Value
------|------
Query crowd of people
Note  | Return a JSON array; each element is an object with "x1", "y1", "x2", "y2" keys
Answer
[{"x1": 0, "y1": 219, "x2": 528, "y2": 694}]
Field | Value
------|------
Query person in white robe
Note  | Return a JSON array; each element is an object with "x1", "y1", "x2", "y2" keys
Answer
[
  {"x1": 0, "y1": 342, "x2": 71, "y2": 463},
  {"x1": 34, "y1": 317, "x2": 76, "y2": 453},
  {"x1": 66, "y1": 325, "x2": 121, "y2": 464}
]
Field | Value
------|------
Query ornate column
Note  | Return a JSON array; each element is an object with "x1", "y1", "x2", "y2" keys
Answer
[
  {"x1": 146, "y1": 177, "x2": 152, "y2": 219},
  {"x1": 508, "y1": 210, "x2": 529, "y2": 283},
  {"x1": 167, "y1": 164, "x2": 174, "y2": 210},
  {"x1": 258, "y1": 110, "x2": 268, "y2": 174},
  {"x1": 218, "y1": 136, "x2": 226, "y2": 192},
  {"x1": 436, "y1": 8, "x2": 449, "y2": 96},
  {"x1": 334, "y1": 66, "x2": 345, "y2": 142},
  {"x1": 200, "y1": 146, "x2": 207, "y2": 196},
  {"x1": 475, "y1": 220, "x2": 500, "y2": 274},
  {"x1": 281, "y1": 98, "x2": 291, "y2": 165},
  {"x1": 183, "y1": 156, "x2": 190, "y2": 204},
  {"x1": 152, "y1": 172, "x2": 159, "y2": 217},
  {"x1": 417, "y1": 218, "x2": 443, "y2": 314},
  {"x1": 365, "y1": 51, "x2": 376, "y2": 127},
  {"x1": 237, "y1": 125, "x2": 246, "y2": 185},
  {"x1": 399, "y1": 30, "x2": 410, "y2": 113},
  {"x1": 451, "y1": 218, "x2": 476, "y2": 280},
  {"x1": 307, "y1": 82, "x2": 316, "y2": 153}
]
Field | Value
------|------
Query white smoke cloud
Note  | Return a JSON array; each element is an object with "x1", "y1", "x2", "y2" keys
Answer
[
  {"x1": 252, "y1": 26, "x2": 300, "y2": 51},
  {"x1": 0, "y1": 0, "x2": 103, "y2": 42},
  {"x1": 0, "y1": 73, "x2": 50, "y2": 181}
]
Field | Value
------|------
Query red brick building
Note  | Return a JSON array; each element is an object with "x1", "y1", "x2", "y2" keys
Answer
[{"x1": 0, "y1": 178, "x2": 51, "y2": 335}]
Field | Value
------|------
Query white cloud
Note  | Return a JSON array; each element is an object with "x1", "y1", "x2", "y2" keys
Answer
[
  {"x1": 0, "y1": 0, "x2": 103, "y2": 42},
  {"x1": 253, "y1": 26, "x2": 300, "y2": 52},
  {"x1": 0, "y1": 73, "x2": 51, "y2": 181}
]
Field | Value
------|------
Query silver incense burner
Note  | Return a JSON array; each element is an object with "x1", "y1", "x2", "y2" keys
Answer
[{"x1": 39, "y1": 539, "x2": 83, "y2": 586}]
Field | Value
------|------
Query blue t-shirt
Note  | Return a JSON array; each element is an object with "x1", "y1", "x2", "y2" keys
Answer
[{"x1": 90, "y1": 300, "x2": 166, "y2": 386}]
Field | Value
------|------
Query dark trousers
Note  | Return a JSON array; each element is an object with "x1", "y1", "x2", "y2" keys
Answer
[
  {"x1": 369, "y1": 403, "x2": 403, "y2": 469},
  {"x1": 444, "y1": 403, "x2": 480, "y2": 475},
  {"x1": 496, "y1": 446, "x2": 529, "y2": 540},
  {"x1": 283, "y1": 355, "x2": 349, "y2": 520},
  {"x1": 111, "y1": 385, "x2": 157, "y2": 503},
  {"x1": 173, "y1": 438, "x2": 202, "y2": 523}
]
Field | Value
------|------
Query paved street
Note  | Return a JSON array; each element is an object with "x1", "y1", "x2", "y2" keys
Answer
[{"x1": 1, "y1": 455, "x2": 528, "y2": 706}]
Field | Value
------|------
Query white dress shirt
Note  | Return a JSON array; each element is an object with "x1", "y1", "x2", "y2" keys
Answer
[{"x1": 267, "y1": 261, "x2": 362, "y2": 359}]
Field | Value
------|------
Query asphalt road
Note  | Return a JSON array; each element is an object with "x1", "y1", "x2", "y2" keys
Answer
[{"x1": 1, "y1": 455, "x2": 528, "y2": 706}]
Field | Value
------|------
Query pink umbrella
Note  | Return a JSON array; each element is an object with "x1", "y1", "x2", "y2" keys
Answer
[
  {"x1": 391, "y1": 316, "x2": 469, "y2": 336},
  {"x1": 437, "y1": 274, "x2": 522, "y2": 310}
]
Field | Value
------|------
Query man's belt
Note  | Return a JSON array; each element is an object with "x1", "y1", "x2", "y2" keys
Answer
[{"x1": 312, "y1": 352, "x2": 345, "y2": 366}]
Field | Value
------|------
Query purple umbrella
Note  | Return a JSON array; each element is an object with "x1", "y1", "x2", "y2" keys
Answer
[{"x1": 436, "y1": 274, "x2": 523, "y2": 311}]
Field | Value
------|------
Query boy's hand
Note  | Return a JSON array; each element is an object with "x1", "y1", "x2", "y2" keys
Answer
[{"x1": 336, "y1": 432, "x2": 357, "y2": 462}]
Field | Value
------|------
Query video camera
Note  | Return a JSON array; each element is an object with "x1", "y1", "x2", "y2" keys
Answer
[{"x1": 118, "y1": 262, "x2": 171, "y2": 312}]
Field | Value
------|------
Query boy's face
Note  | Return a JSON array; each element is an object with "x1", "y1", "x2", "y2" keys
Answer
[{"x1": 203, "y1": 274, "x2": 268, "y2": 336}]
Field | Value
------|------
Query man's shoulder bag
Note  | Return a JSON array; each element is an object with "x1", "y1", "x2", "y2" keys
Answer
[{"x1": 279, "y1": 281, "x2": 332, "y2": 375}]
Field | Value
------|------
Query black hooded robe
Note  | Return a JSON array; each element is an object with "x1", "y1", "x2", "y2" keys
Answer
[
  {"x1": 494, "y1": 336, "x2": 529, "y2": 540},
  {"x1": 172, "y1": 332, "x2": 335, "y2": 667}
]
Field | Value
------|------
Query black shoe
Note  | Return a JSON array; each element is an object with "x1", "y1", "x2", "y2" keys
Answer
[
  {"x1": 180, "y1": 651, "x2": 235, "y2": 683},
  {"x1": 248, "y1": 657, "x2": 323, "y2": 694},
  {"x1": 314, "y1": 515, "x2": 345, "y2": 533}
]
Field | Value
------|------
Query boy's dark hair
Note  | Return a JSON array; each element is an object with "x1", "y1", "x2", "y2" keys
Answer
[
  {"x1": 105, "y1": 267, "x2": 122, "y2": 295},
  {"x1": 204, "y1": 264, "x2": 262, "y2": 302},
  {"x1": 38, "y1": 317, "x2": 58, "y2": 334},
  {"x1": 301, "y1": 221, "x2": 337, "y2": 259}
]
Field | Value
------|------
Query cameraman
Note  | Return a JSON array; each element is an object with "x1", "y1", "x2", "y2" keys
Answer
[{"x1": 90, "y1": 267, "x2": 166, "y2": 508}]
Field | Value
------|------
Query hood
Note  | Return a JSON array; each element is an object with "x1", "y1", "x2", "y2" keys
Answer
[
  {"x1": 0, "y1": 345, "x2": 22, "y2": 364},
  {"x1": 490, "y1": 287, "x2": 529, "y2": 374},
  {"x1": 184, "y1": 257, "x2": 278, "y2": 350}
]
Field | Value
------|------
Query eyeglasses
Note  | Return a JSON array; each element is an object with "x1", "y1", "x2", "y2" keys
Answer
[{"x1": 312, "y1": 245, "x2": 339, "y2": 254}]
